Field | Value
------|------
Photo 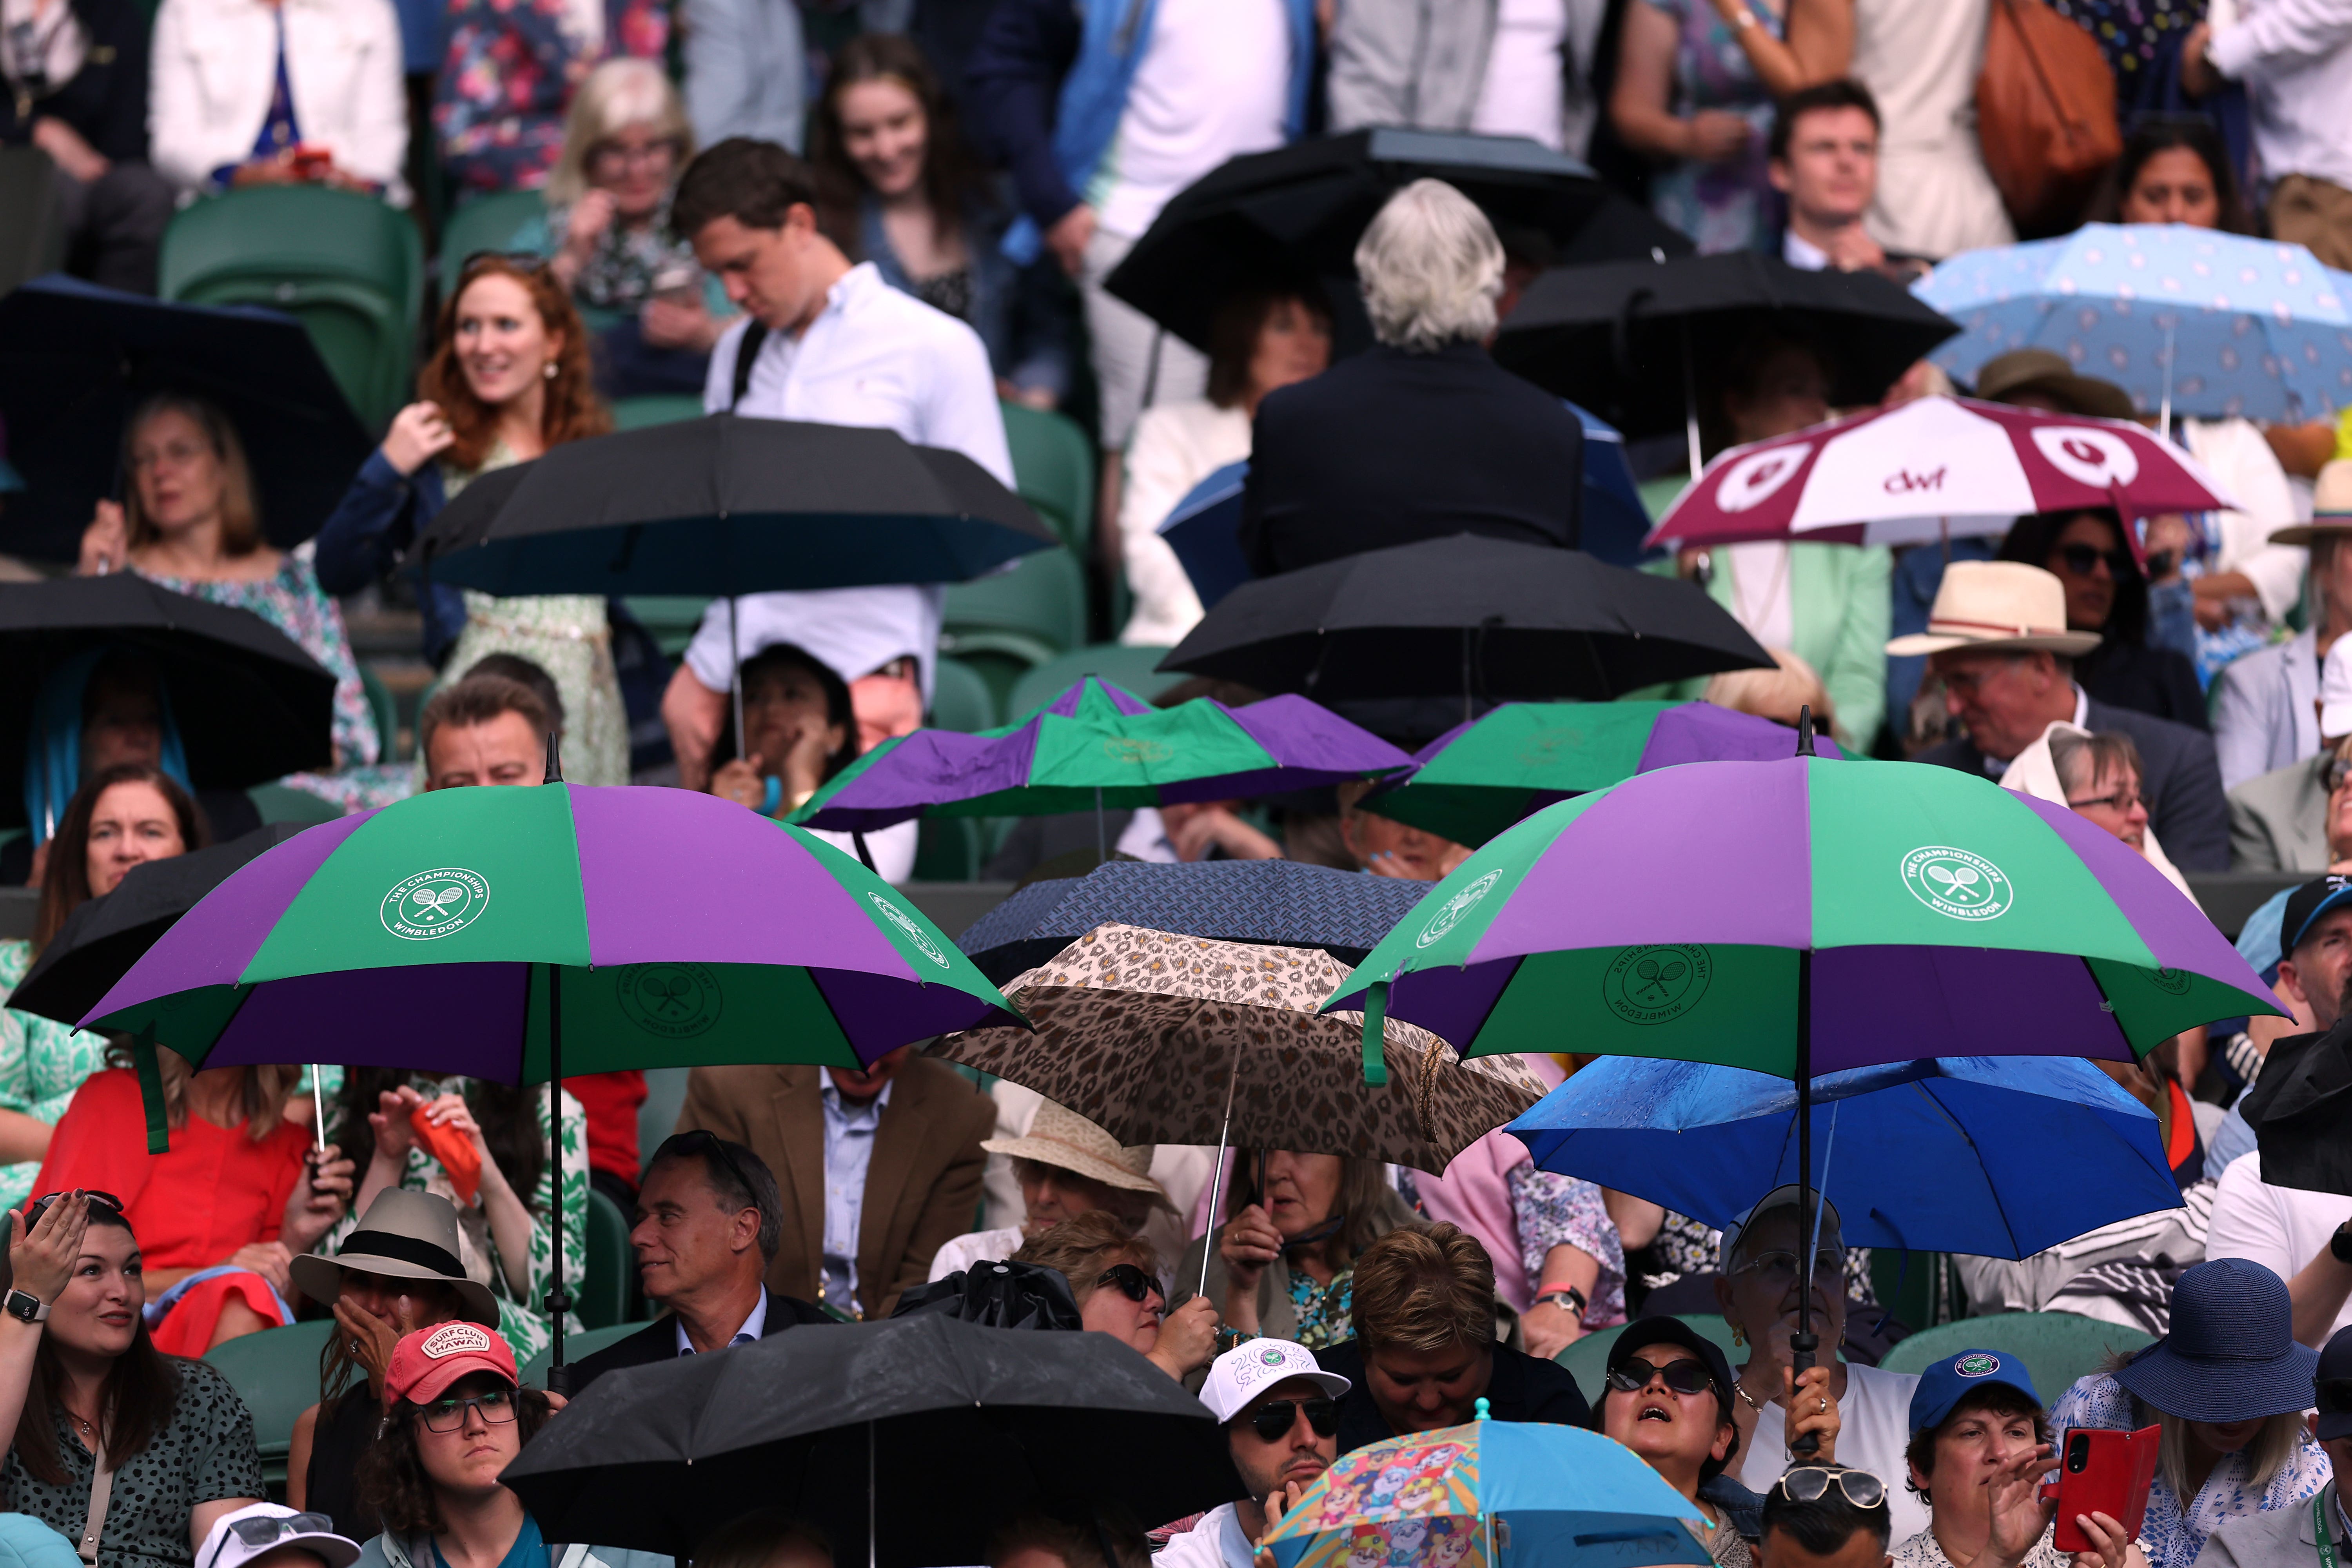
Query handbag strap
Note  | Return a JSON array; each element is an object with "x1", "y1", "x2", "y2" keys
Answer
[
  {"x1": 729, "y1": 321, "x2": 769, "y2": 411},
  {"x1": 76, "y1": 1455, "x2": 114, "y2": 1566}
]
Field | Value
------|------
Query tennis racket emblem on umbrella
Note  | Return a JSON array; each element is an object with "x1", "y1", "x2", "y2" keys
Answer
[
  {"x1": 378, "y1": 867, "x2": 491, "y2": 941},
  {"x1": 1925, "y1": 863, "x2": 1987, "y2": 903},
  {"x1": 1632, "y1": 955, "x2": 1687, "y2": 1001},
  {"x1": 1900, "y1": 847, "x2": 2013, "y2": 922},
  {"x1": 409, "y1": 886, "x2": 466, "y2": 922}
]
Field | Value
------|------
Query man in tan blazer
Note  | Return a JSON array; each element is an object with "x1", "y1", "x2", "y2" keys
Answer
[{"x1": 676, "y1": 1048, "x2": 994, "y2": 1320}]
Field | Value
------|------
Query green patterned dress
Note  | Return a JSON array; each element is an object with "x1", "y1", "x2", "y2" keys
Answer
[{"x1": 0, "y1": 939, "x2": 115, "y2": 1214}]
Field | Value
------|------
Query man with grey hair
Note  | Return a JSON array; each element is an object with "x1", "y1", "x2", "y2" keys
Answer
[{"x1": 1238, "y1": 178, "x2": 1585, "y2": 577}]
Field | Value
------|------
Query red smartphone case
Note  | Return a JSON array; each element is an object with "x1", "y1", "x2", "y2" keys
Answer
[{"x1": 2042, "y1": 1425, "x2": 2160, "y2": 1553}]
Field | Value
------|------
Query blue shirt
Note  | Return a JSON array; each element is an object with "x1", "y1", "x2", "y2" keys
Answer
[
  {"x1": 673, "y1": 1289, "x2": 767, "y2": 1356},
  {"x1": 432, "y1": 1512, "x2": 541, "y2": 1568},
  {"x1": 819, "y1": 1079, "x2": 892, "y2": 1316}
]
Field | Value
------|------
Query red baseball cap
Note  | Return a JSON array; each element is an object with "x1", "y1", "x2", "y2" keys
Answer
[{"x1": 385, "y1": 1321, "x2": 519, "y2": 1405}]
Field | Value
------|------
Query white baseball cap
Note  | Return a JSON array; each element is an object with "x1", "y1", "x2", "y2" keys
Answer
[
  {"x1": 2321, "y1": 636, "x2": 2352, "y2": 741},
  {"x1": 197, "y1": 1506, "x2": 361, "y2": 1568},
  {"x1": 1199, "y1": 1337, "x2": 1350, "y2": 1425}
]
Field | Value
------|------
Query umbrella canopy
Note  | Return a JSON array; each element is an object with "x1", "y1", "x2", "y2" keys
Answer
[
  {"x1": 1365, "y1": 700, "x2": 1844, "y2": 849},
  {"x1": 9, "y1": 822, "x2": 310, "y2": 1026},
  {"x1": 1157, "y1": 535, "x2": 1773, "y2": 704},
  {"x1": 1491, "y1": 251, "x2": 1961, "y2": 441},
  {"x1": 1916, "y1": 224, "x2": 2352, "y2": 422},
  {"x1": 793, "y1": 677, "x2": 1411, "y2": 832},
  {"x1": 955, "y1": 859, "x2": 1430, "y2": 984},
  {"x1": 0, "y1": 575, "x2": 338, "y2": 827},
  {"x1": 933, "y1": 926, "x2": 1547, "y2": 1172},
  {"x1": 1260, "y1": 1419, "x2": 1706, "y2": 1568},
  {"x1": 501, "y1": 1312, "x2": 1240, "y2": 1567},
  {"x1": 415, "y1": 414, "x2": 1057, "y2": 595},
  {"x1": 1642, "y1": 395, "x2": 2239, "y2": 550},
  {"x1": 0, "y1": 276, "x2": 374, "y2": 561},
  {"x1": 1104, "y1": 128, "x2": 1691, "y2": 352},
  {"x1": 1327, "y1": 755, "x2": 2278, "y2": 1078},
  {"x1": 1510, "y1": 1054, "x2": 2182, "y2": 1259}
]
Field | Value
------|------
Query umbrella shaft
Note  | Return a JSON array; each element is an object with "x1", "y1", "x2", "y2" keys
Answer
[
  {"x1": 1791, "y1": 947, "x2": 1819, "y2": 1456},
  {"x1": 1200, "y1": 1046, "x2": 1243, "y2": 1303},
  {"x1": 729, "y1": 595, "x2": 746, "y2": 780}
]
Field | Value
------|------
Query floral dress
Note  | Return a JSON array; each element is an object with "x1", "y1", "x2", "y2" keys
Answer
[
  {"x1": 1643, "y1": 0, "x2": 1785, "y2": 254},
  {"x1": 322, "y1": 1073, "x2": 586, "y2": 1367},
  {"x1": 1288, "y1": 1267, "x2": 1354, "y2": 1350},
  {"x1": 0, "y1": 939, "x2": 112, "y2": 1215},
  {"x1": 433, "y1": 0, "x2": 590, "y2": 197},
  {"x1": 1509, "y1": 1167, "x2": 1628, "y2": 1328},
  {"x1": 539, "y1": 196, "x2": 699, "y2": 313}
]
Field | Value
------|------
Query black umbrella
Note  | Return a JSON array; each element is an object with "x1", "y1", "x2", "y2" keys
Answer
[
  {"x1": 0, "y1": 576, "x2": 337, "y2": 829},
  {"x1": 1491, "y1": 250, "x2": 1962, "y2": 468},
  {"x1": 1104, "y1": 127, "x2": 1692, "y2": 351},
  {"x1": 501, "y1": 1313, "x2": 1239, "y2": 1568},
  {"x1": 0, "y1": 275, "x2": 374, "y2": 562},
  {"x1": 1157, "y1": 533, "x2": 1772, "y2": 708}
]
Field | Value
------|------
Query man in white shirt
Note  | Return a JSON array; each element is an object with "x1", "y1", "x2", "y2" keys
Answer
[
  {"x1": 657, "y1": 138, "x2": 1013, "y2": 851},
  {"x1": 2183, "y1": 0, "x2": 2352, "y2": 270},
  {"x1": 1156, "y1": 1339, "x2": 1347, "y2": 1568},
  {"x1": 1766, "y1": 80, "x2": 1917, "y2": 280}
]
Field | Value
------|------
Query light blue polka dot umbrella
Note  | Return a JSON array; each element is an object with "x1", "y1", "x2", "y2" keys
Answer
[{"x1": 1915, "y1": 223, "x2": 2352, "y2": 427}]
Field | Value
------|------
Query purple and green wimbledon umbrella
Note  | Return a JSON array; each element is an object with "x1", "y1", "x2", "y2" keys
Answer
[
  {"x1": 1365, "y1": 699, "x2": 1846, "y2": 849},
  {"x1": 793, "y1": 677, "x2": 1410, "y2": 832}
]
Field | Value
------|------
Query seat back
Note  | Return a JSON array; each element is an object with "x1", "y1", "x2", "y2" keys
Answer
[
  {"x1": 517, "y1": 1321, "x2": 648, "y2": 1387},
  {"x1": 999, "y1": 402, "x2": 1096, "y2": 553},
  {"x1": 637, "y1": 1068, "x2": 690, "y2": 1174},
  {"x1": 248, "y1": 782, "x2": 345, "y2": 826},
  {"x1": 205, "y1": 1318, "x2": 337, "y2": 1488},
  {"x1": 580, "y1": 1185, "x2": 633, "y2": 1329},
  {"x1": 1877, "y1": 1311, "x2": 2154, "y2": 1405},
  {"x1": 440, "y1": 190, "x2": 545, "y2": 272},
  {"x1": 612, "y1": 394, "x2": 707, "y2": 431},
  {"x1": 0, "y1": 147, "x2": 67, "y2": 292},
  {"x1": 942, "y1": 549, "x2": 1088, "y2": 713},
  {"x1": 1007, "y1": 644, "x2": 1180, "y2": 719},
  {"x1": 927, "y1": 654, "x2": 999, "y2": 732},
  {"x1": 1556, "y1": 1314, "x2": 1743, "y2": 1408}
]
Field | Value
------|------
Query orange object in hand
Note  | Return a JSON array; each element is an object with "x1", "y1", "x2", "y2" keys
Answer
[{"x1": 409, "y1": 1104, "x2": 482, "y2": 1203}]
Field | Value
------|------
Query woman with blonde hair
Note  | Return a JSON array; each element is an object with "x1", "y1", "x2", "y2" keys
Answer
[
  {"x1": 1012, "y1": 1212, "x2": 1216, "y2": 1381},
  {"x1": 316, "y1": 255, "x2": 631, "y2": 786}
]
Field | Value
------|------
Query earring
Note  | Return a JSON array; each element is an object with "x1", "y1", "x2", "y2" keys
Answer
[
  {"x1": 1730, "y1": 1323, "x2": 1744, "y2": 1348},
  {"x1": 543, "y1": 363, "x2": 557, "y2": 380}
]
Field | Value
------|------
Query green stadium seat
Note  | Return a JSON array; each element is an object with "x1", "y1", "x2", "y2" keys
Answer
[
  {"x1": 1556, "y1": 1314, "x2": 1742, "y2": 1408},
  {"x1": 1007, "y1": 644, "x2": 1181, "y2": 718},
  {"x1": 1878, "y1": 1311, "x2": 2153, "y2": 1405},
  {"x1": 205, "y1": 1318, "x2": 336, "y2": 1489},
  {"x1": 439, "y1": 189, "x2": 544, "y2": 271},
  {"x1": 622, "y1": 595, "x2": 714, "y2": 659},
  {"x1": 160, "y1": 187, "x2": 424, "y2": 432},
  {"x1": 517, "y1": 1321, "x2": 646, "y2": 1387},
  {"x1": 638, "y1": 1067, "x2": 689, "y2": 1172},
  {"x1": 999, "y1": 401, "x2": 1096, "y2": 553},
  {"x1": 942, "y1": 549, "x2": 1087, "y2": 714},
  {"x1": 248, "y1": 783, "x2": 344, "y2": 826},
  {"x1": 927, "y1": 654, "x2": 998, "y2": 732},
  {"x1": 914, "y1": 815, "x2": 984, "y2": 881},
  {"x1": 611, "y1": 394, "x2": 707, "y2": 431},
  {"x1": 358, "y1": 665, "x2": 400, "y2": 763},
  {"x1": 579, "y1": 1186, "x2": 632, "y2": 1330}
]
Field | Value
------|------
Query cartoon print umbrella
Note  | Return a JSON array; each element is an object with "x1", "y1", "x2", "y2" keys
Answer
[
  {"x1": 1362, "y1": 700, "x2": 1844, "y2": 849},
  {"x1": 1258, "y1": 1415, "x2": 1706, "y2": 1568}
]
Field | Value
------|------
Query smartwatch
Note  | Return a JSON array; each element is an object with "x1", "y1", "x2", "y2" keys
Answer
[{"x1": 4, "y1": 1290, "x2": 49, "y2": 1324}]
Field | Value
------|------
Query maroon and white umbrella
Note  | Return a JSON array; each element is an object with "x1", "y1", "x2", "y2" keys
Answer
[{"x1": 1644, "y1": 395, "x2": 2238, "y2": 550}]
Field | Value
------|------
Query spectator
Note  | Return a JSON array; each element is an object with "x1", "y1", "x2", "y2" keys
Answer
[
  {"x1": 1891, "y1": 561, "x2": 2231, "y2": 872},
  {"x1": 147, "y1": 0, "x2": 406, "y2": 201},
  {"x1": 1995, "y1": 510, "x2": 2206, "y2": 730},
  {"x1": 315, "y1": 256, "x2": 627, "y2": 787},
  {"x1": 1240, "y1": 182, "x2": 1587, "y2": 576},
  {"x1": 810, "y1": 34, "x2": 1073, "y2": 412},
  {"x1": 677, "y1": 0, "x2": 809, "y2": 154},
  {"x1": 79, "y1": 394, "x2": 381, "y2": 785},
  {"x1": 1609, "y1": 0, "x2": 1784, "y2": 253},
  {"x1": 1312, "y1": 1224, "x2": 1592, "y2": 1449},
  {"x1": 1116, "y1": 281, "x2": 1331, "y2": 648},
  {"x1": 1706, "y1": 648, "x2": 1837, "y2": 735},
  {"x1": 2214, "y1": 461, "x2": 2352, "y2": 789},
  {"x1": 1768, "y1": 80, "x2": 1921, "y2": 279},
  {"x1": 928, "y1": 1102, "x2": 1172, "y2": 1282},
  {"x1": 659, "y1": 138, "x2": 1013, "y2": 811},
  {"x1": 196, "y1": 1506, "x2": 359, "y2": 1568},
  {"x1": 431, "y1": 0, "x2": 597, "y2": 201},
  {"x1": 2036, "y1": 729, "x2": 2195, "y2": 899},
  {"x1": 285, "y1": 1191, "x2": 497, "y2": 1539},
  {"x1": 2228, "y1": 640, "x2": 2352, "y2": 873},
  {"x1": 1327, "y1": 0, "x2": 1610, "y2": 157},
  {"x1": 1183, "y1": 1152, "x2": 1420, "y2": 1350},
  {"x1": 570, "y1": 1131, "x2": 834, "y2": 1388},
  {"x1": 2191, "y1": 1320, "x2": 2352, "y2": 1567},
  {"x1": 1009, "y1": 1211, "x2": 1216, "y2": 1380},
  {"x1": 1840, "y1": 0, "x2": 2012, "y2": 260},
  {"x1": 676, "y1": 1045, "x2": 994, "y2": 1320},
  {"x1": 991, "y1": 1511, "x2": 1149, "y2": 1568},
  {"x1": 1155, "y1": 1338, "x2": 1346, "y2": 1568},
  {"x1": 1757, "y1": 1463, "x2": 1893, "y2": 1568},
  {"x1": 1335, "y1": 781, "x2": 1473, "y2": 883},
  {"x1": 2049, "y1": 1260, "x2": 2329, "y2": 1568},
  {"x1": 695, "y1": 1515, "x2": 836, "y2": 1568},
  {"x1": 705, "y1": 640, "x2": 916, "y2": 881},
  {"x1": 962, "y1": 0, "x2": 1314, "y2": 466},
  {"x1": 2181, "y1": 0, "x2": 2352, "y2": 270},
  {"x1": 2090, "y1": 114, "x2": 2257, "y2": 234},
  {"x1": 419, "y1": 675, "x2": 550, "y2": 792},
  {"x1": 328, "y1": 1070, "x2": 586, "y2": 1370},
  {"x1": 0, "y1": 1192, "x2": 267, "y2": 1568},
  {"x1": 1595, "y1": 1318, "x2": 1767, "y2": 1563},
  {"x1": 0, "y1": 0, "x2": 172, "y2": 292}
]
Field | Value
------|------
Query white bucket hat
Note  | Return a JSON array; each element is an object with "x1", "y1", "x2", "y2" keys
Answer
[
  {"x1": 982, "y1": 1101, "x2": 1175, "y2": 1211},
  {"x1": 1885, "y1": 559, "x2": 2102, "y2": 659}
]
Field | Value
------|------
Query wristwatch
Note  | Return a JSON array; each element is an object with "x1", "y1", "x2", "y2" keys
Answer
[
  {"x1": 2331, "y1": 1221, "x2": 2352, "y2": 1265},
  {"x1": 1532, "y1": 1286, "x2": 1588, "y2": 1318},
  {"x1": 4, "y1": 1290, "x2": 49, "y2": 1324}
]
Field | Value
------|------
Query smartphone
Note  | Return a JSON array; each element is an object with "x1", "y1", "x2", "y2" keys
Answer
[
  {"x1": 650, "y1": 261, "x2": 702, "y2": 305},
  {"x1": 2041, "y1": 1426, "x2": 2160, "y2": 1553},
  {"x1": 289, "y1": 144, "x2": 334, "y2": 178}
]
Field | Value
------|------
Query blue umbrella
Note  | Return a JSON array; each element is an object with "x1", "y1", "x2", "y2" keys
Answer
[
  {"x1": 1156, "y1": 403, "x2": 1651, "y2": 611},
  {"x1": 1510, "y1": 1054, "x2": 2181, "y2": 1259},
  {"x1": 1915, "y1": 223, "x2": 2352, "y2": 427},
  {"x1": 955, "y1": 857, "x2": 1428, "y2": 984}
]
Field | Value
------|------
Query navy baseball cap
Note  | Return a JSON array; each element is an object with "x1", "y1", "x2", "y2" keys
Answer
[
  {"x1": 2316, "y1": 1325, "x2": 2352, "y2": 1441},
  {"x1": 1907, "y1": 1349, "x2": 2042, "y2": 1437},
  {"x1": 2282, "y1": 873, "x2": 2352, "y2": 961}
]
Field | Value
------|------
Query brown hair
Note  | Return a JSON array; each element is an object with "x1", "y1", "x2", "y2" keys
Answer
[
  {"x1": 1010, "y1": 1209, "x2": 1156, "y2": 1305},
  {"x1": 1007, "y1": 1159, "x2": 1155, "y2": 1232},
  {"x1": 1204, "y1": 283, "x2": 1331, "y2": 410},
  {"x1": 418, "y1": 673, "x2": 553, "y2": 770},
  {"x1": 1348, "y1": 1223, "x2": 1495, "y2": 1355},
  {"x1": 418, "y1": 257, "x2": 609, "y2": 474},
  {"x1": 355, "y1": 1379, "x2": 557, "y2": 1535},
  {"x1": 1903, "y1": 1384, "x2": 2049, "y2": 1508},
  {"x1": 115, "y1": 1049, "x2": 300, "y2": 1142},
  {"x1": 987, "y1": 1508, "x2": 1149, "y2": 1568},
  {"x1": 673, "y1": 137, "x2": 824, "y2": 240},
  {"x1": 808, "y1": 34, "x2": 988, "y2": 257},
  {"x1": 122, "y1": 393, "x2": 263, "y2": 556},
  {"x1": 1221, "y1": 1154, "x2": 1399, "y2": 1272},
  {"x1": 695, "y1": 1509, "x2": 835, "y2": 1568},
  {"x1": 36, "y1": 762, "x2": 209, "y2": 949},
  {"x1": 4, "y1": 1203, "x2": 181, "y2": 1483},
  {"x1": 2048, "y1": 729, "x2": 2145, "y2": 802}
]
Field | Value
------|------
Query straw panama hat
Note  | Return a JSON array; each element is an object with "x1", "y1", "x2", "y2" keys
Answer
[
  {"x1": 983, "y1": 1100, "x2": 1175, "y2": 1212},
  {"x1": 288, "y1": 1188, "x2": 502, "y2": 1327},
  {"x1": 1886, "y1": 560, "x2": 2103, "y2": 659},
  {"x1": 2267, "y1": 459, "x2": 2352, "y2": 545}
]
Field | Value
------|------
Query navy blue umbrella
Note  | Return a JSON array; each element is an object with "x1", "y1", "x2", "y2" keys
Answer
[
  {"x1": 955, "y1": 858, "x2": 1429, "y2": 985},
  {"x1": 0, "y1": 275, "x2": 373, "y2": 561}
]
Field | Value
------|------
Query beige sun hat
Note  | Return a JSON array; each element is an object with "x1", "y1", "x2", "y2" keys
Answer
[
  {"x1": 2267, "y1": 459, "x2": 2352, "y2": 545},
  {"x1": 984, "y1": 1100, "x2": 1176, "y2": 1212},
  {"x1": 1885, "y1": 559, "x2": 2103, "y2": 659},
  {"x1": 287, "y1": 1188, "x2": 501, "y2": 1327}
]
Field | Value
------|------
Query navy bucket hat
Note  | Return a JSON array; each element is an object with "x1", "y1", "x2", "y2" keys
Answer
[{"x1": 2113, "y1": 1259, "x2": 2319, "y2": 1423}]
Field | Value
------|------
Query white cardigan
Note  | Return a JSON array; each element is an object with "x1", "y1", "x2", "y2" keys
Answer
[
  {"x1": 1115, "y1": 398, "x2": 1252, "y2": 649},
  {"x1": 149, "y1": 0, "x2": 409, "y2": 203}
]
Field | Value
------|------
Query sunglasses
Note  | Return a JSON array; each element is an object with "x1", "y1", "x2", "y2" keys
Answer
[
  {"x1": 670, "y1": 1129, "x2": 758, "y2": 1209},
  {"x1": 2055, "y1": 543, "x2": 2135, "y2": 577},
  {"x1": 419, "y1": 1387, "x2": 516, "y2": 1432},
  {"x1": 1246, "y1": 1396, "x2": 1339, "y2": 1444},
  {"x1": 1095, "y1": 1264, "x2": 1164, "y2": 1308},
  {"x1": 201, "y1": 1514, "x2": 335, "y2": 1568},
  {"x1": 26, "y1": 1190, "x2": 125, "y2": 1224},
  {"x1": 1773, "y1": 1466, "x2": 1887, "y2": 1510},
  {"x1": 2319, "y1": 1378, "x2": 2352, "y2": 1414},
  {"x1": 2329, "y1": 756, "x2": 2352, "y2": 794},
  {"x1": 1607, "y1": 1356, "x2": 1717, "y2": 1397}
]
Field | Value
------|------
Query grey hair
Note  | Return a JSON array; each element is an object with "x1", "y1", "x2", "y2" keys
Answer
[{"x1": 1354, "y1": 179, "x2": 1504, "y2": 353}]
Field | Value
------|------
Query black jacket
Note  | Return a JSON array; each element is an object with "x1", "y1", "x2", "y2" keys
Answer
[
  {"x1": 1313, "y1": 1339, "x2": 1592, "y2": 1455},
  {"x1": 0, "y1": 0, "x2": 150, "y2": 161},
  {"x1": 2077, "y1": 639, "x2": 2210, "y2": 732},
  {"x1": 566, "y1": 1289, "x2": 836, "y2": 1391},
  {"x1": 961, "y1": 0, "x2": 1083, "y2": 230},
  {"x1": 1239, "y1": 343, "x2": 1585, "y2": 578},
  {"x1": 1913, "y1": 694, "x2": 2230, "y2": 871}
]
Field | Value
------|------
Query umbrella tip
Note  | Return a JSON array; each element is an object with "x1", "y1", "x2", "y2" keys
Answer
[
  {"x1": 543, "y1": 730, "x2": 563, "y2": 784},
  {"x1": 1796, "y1": 705, "x2": 1817, "y2": 758},
  {"x1": 1475, "y1": 1397, "x2": 1490, "y2": 1422}
]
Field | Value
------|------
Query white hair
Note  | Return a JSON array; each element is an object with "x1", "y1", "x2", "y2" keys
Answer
[
  {"x1": 545, "y1": 58, "x2": 693, "y2": 206},
  {"x1": 1353, "y1": 179, "x2": 1505, "y2": 353}
]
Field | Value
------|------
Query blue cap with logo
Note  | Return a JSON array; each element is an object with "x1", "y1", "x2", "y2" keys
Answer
[{"x1": 1907, "y1": 1349, "x2": 2042, "y2": 1437}]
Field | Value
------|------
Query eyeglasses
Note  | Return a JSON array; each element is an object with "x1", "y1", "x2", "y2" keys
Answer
[
  {"x1": 1732, "y1": 1247, "x2": 1845, "y2": 1288},
  {"x1": 200, "y1": 1514, "x2": 335, "y2": 1568},
  {"x1": 2065, "y1": 787, "x2": 2144, "y2": 815},
  {"x1": 26, "y1": 1190, "x2": 125, "y2": 1225},
  {"x1": 1095, "y1": 1264, "x2": 1165, "y2": 1310},
  {"x1": 1606, "y1": 1356, "x2": 1717, "y2": 1397},
  {"x1": 589, "y1": 137, "x2": 681, "y2": 172},
  {"x1": 1244, "y1": 1396, "x2": 1339, "y2": 1443},
  {"x1": 1772, "y1": 1466, "x2": 1887, "y2": 1510},
  {"x1": 418, "y1": 1388, "x2": 516, "y2": 1432},
  {"x1": 2054, "y1": 544, "x2": 2135, "y2": 577}
]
